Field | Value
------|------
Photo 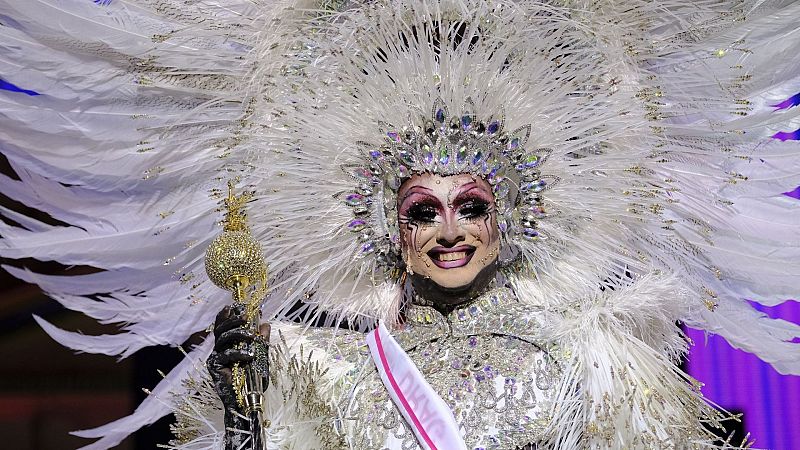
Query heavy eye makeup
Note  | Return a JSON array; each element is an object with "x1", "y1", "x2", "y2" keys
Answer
[
  {"x1": 456, "y1": 197, "x2": 491, "y2": 220},
  {"x1": 399, "y1": 196, "x2": 441, "y2": 224}
]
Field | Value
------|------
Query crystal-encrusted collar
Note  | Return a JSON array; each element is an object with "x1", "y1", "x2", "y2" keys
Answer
[{"x1": 396, "y1": 287, "x2": 544, "y2": 350}]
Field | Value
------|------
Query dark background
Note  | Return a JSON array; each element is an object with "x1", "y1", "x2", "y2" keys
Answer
[
  {"x1": 0, "y1": 151, "x2": 180, "y2": 449},
  {"x1": 0, "y1": 263, "x2": 181, "y2": 449}
]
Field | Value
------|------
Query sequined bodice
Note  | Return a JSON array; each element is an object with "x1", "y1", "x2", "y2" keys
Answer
[{"x1": 307, "y1": 288, "x2": 561, "y2": 449}]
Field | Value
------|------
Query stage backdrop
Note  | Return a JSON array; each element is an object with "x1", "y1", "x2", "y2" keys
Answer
[{"x1": 686, "y1": 300, "x2": 800, "y2": 450}]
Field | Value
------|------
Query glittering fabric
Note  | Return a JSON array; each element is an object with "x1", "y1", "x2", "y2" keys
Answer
[{"x1": 300, "y1": 287, "x2": 562, "y2": 449}]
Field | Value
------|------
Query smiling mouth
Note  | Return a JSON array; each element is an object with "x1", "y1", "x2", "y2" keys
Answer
[{"x1": 427, "y1": 245, "x2": 476, "y2": 269}]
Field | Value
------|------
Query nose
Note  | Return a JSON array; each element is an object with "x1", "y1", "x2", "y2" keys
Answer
[{"x1": 436, "y1": 214, "x2": 465, "y2": 247}]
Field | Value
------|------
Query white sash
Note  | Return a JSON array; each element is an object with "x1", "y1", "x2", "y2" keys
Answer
[{"x1": 366, "y1": 323, "x2": 467, "y2": 450}]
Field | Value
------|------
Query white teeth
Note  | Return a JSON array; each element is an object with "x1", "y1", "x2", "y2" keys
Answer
[{"x1": 437, "y1": 251, "x2": 466, "y2": 262}]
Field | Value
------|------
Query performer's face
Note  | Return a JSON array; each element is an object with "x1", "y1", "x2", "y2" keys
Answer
[{"x1": 398, "y1": 173, "x2": 500, "y2": 294}]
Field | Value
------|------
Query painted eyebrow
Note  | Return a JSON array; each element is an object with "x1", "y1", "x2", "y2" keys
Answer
[
  {"x1": 399, "y1": 185, "x2": 436, "y2": 205},
  {"x1": 398, "y1": 191, "x2": 442, "y2": 211},
  {"x1": 451, "y1": 183, "x2": 493, "y2": 206}
]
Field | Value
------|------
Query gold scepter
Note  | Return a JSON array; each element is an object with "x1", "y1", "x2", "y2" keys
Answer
[{"x1": 204, "y1": 181, "x2": 269, "y2": 444}]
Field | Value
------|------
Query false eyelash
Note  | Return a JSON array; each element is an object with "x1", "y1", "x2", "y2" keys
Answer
[
  {"x1": 458, "y1": 200, "x2": 490, "y2": 219},
  {"x1": 405, "y1": 203, "x2": 439, "y2": 223}
]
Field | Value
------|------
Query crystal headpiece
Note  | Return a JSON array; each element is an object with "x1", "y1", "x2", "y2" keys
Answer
[{"x1": 341, "y1": 98, "x2": 554, "y2": 273}]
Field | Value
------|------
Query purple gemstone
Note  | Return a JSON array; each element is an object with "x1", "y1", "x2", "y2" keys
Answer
[
  {"x1": 348, "y1": 219, "x2": 366, "y2": 231},
  {"x1": 387, "y1": 131, "x2": 400, "y2": 143},
  {"x1": 520, "y1": 180, "x2": 537, "y2": 192},
  {"x1": 345, "y1": 194, "x2": 364, "y2": 206},
  {"x1": 461, "y1": 115, "x2": 472, "y2": 129},
  {"x1": 435, "y1": 108, "x2": 445, "y2": 123},
  {"x1": 456, "y1": 146, "x2": 468, "y2": 164},
  {"x1": 530, "y1": 206, "x2": 545, "y2": 216},
  {"x1": 487, "y1": 121, "x2": 499, "y2": 134},
  {"x1": 397, "y1": 166, "x2": 409, "y2": 178},
  {"x1": 468, "y1": 336, "x2": 478, "y2": 347},
  {"x1": 475, "y1": 373, "x2": 485, "y2": 382},
  {"x1": 369, "y1": 150, "x2": 381, "y2": 160},
  {"x1": 361, "y1": 242, "x2": 375, "y2": 253},
  {"x1": 509, "y1": 137, "x2": 520, "y2": 150}
]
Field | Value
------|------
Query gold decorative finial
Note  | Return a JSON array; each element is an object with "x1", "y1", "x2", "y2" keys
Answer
[
  {"x1": 205, "y1": 181, "x2": 266, "y2": 296},
  {"x1": 220, "y1": 180, "x2": 253, "y2": 233},
  {"x1": 204, "y1": 181, "x2": 269, "y2": 416}
]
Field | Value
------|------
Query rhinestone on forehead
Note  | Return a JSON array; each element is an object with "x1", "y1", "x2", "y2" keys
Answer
[{"x1": 340, "y1": 98, "x2": 554, "y2": 273}]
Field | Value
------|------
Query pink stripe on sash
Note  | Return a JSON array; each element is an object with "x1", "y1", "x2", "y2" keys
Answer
[{"x1": 373, "y1": 327, "x2": 439, "y2": 450}]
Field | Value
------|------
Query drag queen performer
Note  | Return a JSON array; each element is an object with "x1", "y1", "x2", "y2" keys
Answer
[{"x1": 1, "y1": 0, "x2": 799, "y2": 449}]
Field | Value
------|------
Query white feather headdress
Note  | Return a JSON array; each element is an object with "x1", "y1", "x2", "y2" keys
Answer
[{"x1": 1, "y1": 0, "x2": 799, "y2": 447}]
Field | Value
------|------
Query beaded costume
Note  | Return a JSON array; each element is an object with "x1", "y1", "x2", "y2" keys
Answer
[{"x1": 1, "y1": 0, "x2": 799, "y2": 449}]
